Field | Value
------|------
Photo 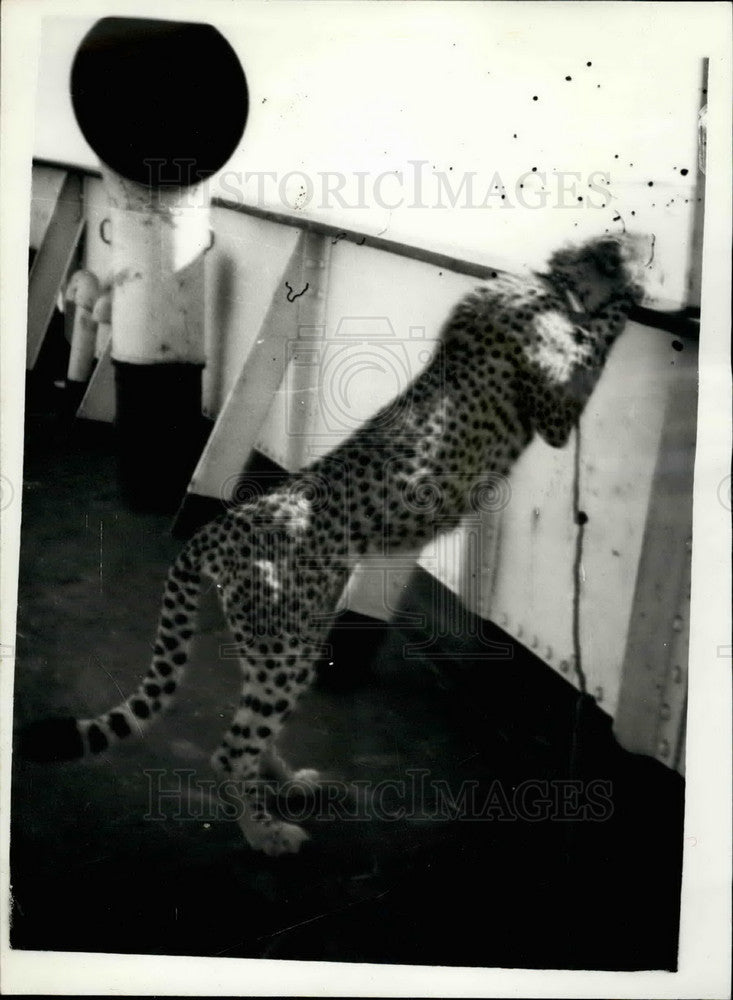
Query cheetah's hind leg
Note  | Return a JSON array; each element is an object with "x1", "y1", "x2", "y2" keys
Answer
[{"x1": 210, "y1": 636, "x2": 321, "y2": 855}]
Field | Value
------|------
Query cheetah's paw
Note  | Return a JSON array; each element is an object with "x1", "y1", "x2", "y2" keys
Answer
[
  {"x1": 290, "y1": 768, "x2": 322, "y2": 788},
  {"x1": 243, "y1": 819, "x2": 310, "y2": 857}
]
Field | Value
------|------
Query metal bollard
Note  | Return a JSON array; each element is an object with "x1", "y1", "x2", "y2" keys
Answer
[
  {"x1": 91, "y1": 291, "x2": 112, "y2": 360},
  {"x1": 65, "y1": 269, "x2": 101, "y2": 384}
]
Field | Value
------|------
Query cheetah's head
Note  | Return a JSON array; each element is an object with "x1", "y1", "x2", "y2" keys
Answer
[{"x1": 545, "y1": 233, "x2": 650, "y2": 313}]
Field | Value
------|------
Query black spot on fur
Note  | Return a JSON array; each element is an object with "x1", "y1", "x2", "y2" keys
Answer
[
  {"x1": 132, "y1": 699, "x2": 150, "y2": 719},
  {"x1": 87, "y1": 724, "x2": 109, "y2": 754},
  {"x1": 109, "y1": 712, "x2": 132, "y2": 739}
]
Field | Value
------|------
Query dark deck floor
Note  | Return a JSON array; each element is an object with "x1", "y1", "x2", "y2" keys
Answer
[{"x1": 11, "y1": 384, "x2": 684, "y2": 969}]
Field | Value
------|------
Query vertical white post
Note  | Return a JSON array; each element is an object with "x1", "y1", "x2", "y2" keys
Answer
[{"x1": 101, "y1": 167, "x2": 209, "y2": 366}]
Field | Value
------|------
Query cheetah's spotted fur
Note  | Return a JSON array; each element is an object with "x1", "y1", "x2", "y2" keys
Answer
[{"x1": 24, "y1": 234, "x2": 648, "y2": 855}]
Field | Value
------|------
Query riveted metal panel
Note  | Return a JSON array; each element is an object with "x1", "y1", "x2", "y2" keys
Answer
[{"x1": 613, "y1": 339, "x2": 697, "y2": 768}]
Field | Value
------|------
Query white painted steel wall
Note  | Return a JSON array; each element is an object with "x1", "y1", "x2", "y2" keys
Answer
[{"x1": 35, "y1": 6, "x2": 708, "y2": 309}]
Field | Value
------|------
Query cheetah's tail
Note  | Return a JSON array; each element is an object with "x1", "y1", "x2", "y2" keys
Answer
[{"x1": 19, "y1": 550, "x2": 202, "y2": 763}]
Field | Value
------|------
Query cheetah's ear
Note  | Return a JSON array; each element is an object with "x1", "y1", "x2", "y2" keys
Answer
[
  {"x1": 546, "y1": 245, "x2": 577, "y2": 272},
  {"x1": 590, "y1": 237, "x2": 623, "y2": 276}
]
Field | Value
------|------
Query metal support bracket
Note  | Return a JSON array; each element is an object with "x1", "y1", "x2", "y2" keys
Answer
[{"x1": 26, "y1": 172, "x2": 85, "y2": 370}]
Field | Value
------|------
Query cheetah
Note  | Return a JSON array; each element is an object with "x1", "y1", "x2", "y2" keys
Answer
[{"x1": 21, "y1": 233, "x2": 649, "y2": 855}]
